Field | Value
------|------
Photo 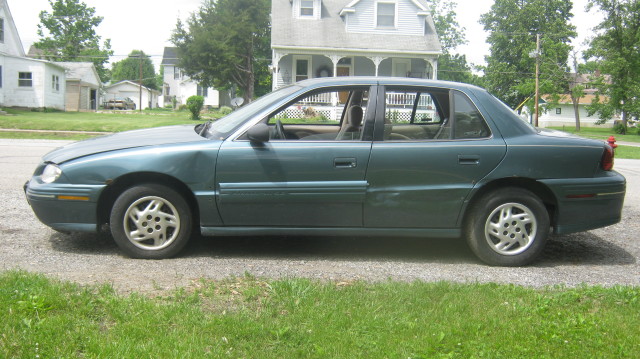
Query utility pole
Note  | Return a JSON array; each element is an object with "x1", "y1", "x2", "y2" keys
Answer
[
  {"x1": 533, "y1": 33, "x2": 540, "y2": 127},
  {"x1": 138, "y1": 55, "x2": 143, "y2": 112}
]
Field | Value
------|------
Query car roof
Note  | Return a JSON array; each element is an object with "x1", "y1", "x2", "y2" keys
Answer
[{"x1": 296, "y1": 76, "x2": 482, "y2": 93}]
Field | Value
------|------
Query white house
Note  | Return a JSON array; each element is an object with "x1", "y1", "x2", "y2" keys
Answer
[
  {"x1": 271, "y1": 0, "x2": 442, "y2": 90},
  {"x1": 104, "y1": 80, "x2": 161, "y2": 110},
  {"x1": 0, "y1": 0, "x2": 66, "y2": 110},
  {"x1": 58, "y1": 62, "x2": 101, "y2": 111},
  {"x1": 535, "y1": 73, "x2": 617, "y2": 128},
  {"x1": 538, "y1": 94, "x2": 614, "y2": 128},
  {"x1": 160, "y1": 47, "x2": 221, "y2": 108}
]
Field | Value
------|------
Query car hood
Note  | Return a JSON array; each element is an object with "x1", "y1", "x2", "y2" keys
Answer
[{"x1": 44, "y1": 125, "x2": 208, "y2": 163}]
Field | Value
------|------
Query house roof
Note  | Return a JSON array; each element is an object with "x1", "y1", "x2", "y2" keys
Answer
[
  {"x1": 161, "y1": 47, "x2": 179, "y2": 66},
  {"x1": 57, "y1": 62, "x2": 99, "y2": 82},
  {"x1": 272, "y1": 0, "x2": 441, "y2": 55},
  {"x1": 105, "y1": 80, "x2": 161, "y2": 94},
  {"x1": 543, "y1": 94, "x2": 603, "y2": 105}
]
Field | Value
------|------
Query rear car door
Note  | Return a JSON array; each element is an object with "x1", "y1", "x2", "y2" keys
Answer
[{"x1": 364, "y1": 86, "x2": 507, "y2": 229}]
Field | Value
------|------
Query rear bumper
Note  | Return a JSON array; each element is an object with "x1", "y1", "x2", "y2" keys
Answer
[{"x1": 540, "y1": 171, "x2": 626, "y2": 234}]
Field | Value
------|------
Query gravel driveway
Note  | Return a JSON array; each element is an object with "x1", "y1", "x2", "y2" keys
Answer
[{"x1": 2, "y1": 139, "x2": 638, "y2": 293}]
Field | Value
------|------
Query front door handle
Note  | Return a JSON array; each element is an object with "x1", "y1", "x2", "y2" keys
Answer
[
  {"x1": 334, "y1": 157, "x2": 357, "y2": 168},
  {"x1": 458, "y1": 155, "x2": 480, "y2": 165}
]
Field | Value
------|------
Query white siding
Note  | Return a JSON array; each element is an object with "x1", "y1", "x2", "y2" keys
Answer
[
  {"x1": 162, "y1": 64, "x2": 219, "y2": 107},
  {"x1": 347, "y1": 0, "x2": 424, "y2": 35}
]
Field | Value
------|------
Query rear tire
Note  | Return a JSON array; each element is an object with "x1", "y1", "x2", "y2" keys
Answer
[
  {"x1": 110, "y1": 184, "x2": 192, "y2": 259},
  {"x1": 465, "y1": 187, "x2": 549, "y2": 266}
]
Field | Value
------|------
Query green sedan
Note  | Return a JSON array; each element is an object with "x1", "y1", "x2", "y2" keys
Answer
[{"x1": 25, "y1": 77, "x2": 626, "y2": 266}]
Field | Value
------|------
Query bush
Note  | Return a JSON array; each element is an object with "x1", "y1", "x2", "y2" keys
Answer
[
  {"x1": 613, "y1": 123, "x2": 627, "y2": 134},
  {"x1": 219, "y1": 106, "x2": 233, "y2": 116},
  {"x1": 186, "y1": 95, "x2": 205, "y2": 120}
]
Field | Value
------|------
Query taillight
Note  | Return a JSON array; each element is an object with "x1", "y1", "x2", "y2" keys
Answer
[{"x1": 601, "y1": 144, "x2": 614, "y2": 171}]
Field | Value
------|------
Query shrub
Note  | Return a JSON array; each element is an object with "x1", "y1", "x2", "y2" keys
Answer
[
  {"x1": 613, "y1": 123, "x2": 627, "y2": 134},
  {"x1": 219, "y1": 106, "x2": 233, "y2": 116},
  {"x1": 186, "y1": 95, "x2": 205, "y2": 120}
]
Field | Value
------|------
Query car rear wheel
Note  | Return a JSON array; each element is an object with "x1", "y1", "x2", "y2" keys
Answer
[
  {"x1": 110, "y1": 184, "x2": 192, "y2": 259},
  {"x1": 465, "y1": 187, "x2": 549, "y2": 266}
]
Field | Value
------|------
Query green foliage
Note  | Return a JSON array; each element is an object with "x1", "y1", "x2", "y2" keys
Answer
[
  {"x1": 1, "y1": 271, "x2": 639, "y2": 358},
  {"x1": 480, "y1": 0, "x2": 576, "y2": 109},
  {"x1": 613, "y1": 123, "x2": 627, "y2": 135},
  {"x1": 171, "y1": 0, "x2": 271, "y2": 102},
  {"x1": 34, "y1": 0, "x2": 113, "y2": 82},
  {"x1": 186, "y1": 95, "x2": 205, "y2": 120},
  {"x1": 583, "y1": 0, "x2": 640, "y2": 128},
  {"x1": 219, "y1": 106, "x2": 233, "y2": 116},
  {"x1": 110, "y1": 50, "x2": 157, "y2": 90}
]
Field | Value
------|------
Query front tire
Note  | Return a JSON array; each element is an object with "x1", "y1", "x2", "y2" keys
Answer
[
  {"x1": 465, "y1": 188, "x2": 550, "y2": 266},
  {"x1": 110, "y1": 184, "x2": 192, "y2": 259}
]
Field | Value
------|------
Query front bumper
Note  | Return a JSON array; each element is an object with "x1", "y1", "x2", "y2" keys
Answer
[
  {"x1": 541, "y1": 171, "x2": 626, "y2": 234},
  {"x1": 24, "y1": 178, "x2": 106, "y2": 233}
]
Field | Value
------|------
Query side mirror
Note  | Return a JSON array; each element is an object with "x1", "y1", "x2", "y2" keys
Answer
[{"x1": 247, "y1": 123, "x2": 270, "y2": 143}]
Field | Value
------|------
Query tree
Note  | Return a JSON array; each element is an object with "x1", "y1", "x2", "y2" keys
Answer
[
  {"x1": 111, "y1": 50, "x2": 157, "y2": 90},
  {"x1": 171, "y1": 0, "x2": 271, "y2": 102},
  {"x1": 426, "y1": 0, "x2": 478, "y2": 83},
  {"x1": 34, "y1": 0, "x2": 113, "y2": 82},
  {"x1": 480, "y1": 0, "x2": 576, "y2": 111},
  {"x1": 583, "y1": 0, "x2": 640, "y2": 133}
]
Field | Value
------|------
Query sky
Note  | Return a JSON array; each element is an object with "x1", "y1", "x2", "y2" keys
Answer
[{"x1": 8, "y1": 0, "x2": 603, "y2": 71}]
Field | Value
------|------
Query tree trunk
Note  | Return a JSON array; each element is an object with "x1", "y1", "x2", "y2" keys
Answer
[{"x1": 572, "y1": 98, "x2": 581, "y2": 132}]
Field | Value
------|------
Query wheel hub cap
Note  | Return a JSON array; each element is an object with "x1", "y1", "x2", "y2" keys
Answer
[{"x1": 484, "y1": 202, "x2": 537, "y2": 256}]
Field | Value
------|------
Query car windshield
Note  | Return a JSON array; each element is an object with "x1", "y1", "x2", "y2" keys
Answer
[{"x1": 204, "y1": 85, "x2": 302, "y2": 139}]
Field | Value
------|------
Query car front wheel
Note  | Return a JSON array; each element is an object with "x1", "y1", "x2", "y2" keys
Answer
[
  {"x1": 465, "y1": 187, "x2": 549, "y2": 266},
  {"x1": 110, "y1": 184, "x2": 192, "y2": 259}
]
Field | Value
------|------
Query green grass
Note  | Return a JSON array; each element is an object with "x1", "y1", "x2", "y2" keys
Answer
[
  {"x1": 1, "y1": 271, "x2": 638, "y2": 358},
  {"x1": 0, "y1": 109, "x2": 211, "y2": 133},
  {"x1": 550, "y1": 126, "x2": 640, "y2": 143}
]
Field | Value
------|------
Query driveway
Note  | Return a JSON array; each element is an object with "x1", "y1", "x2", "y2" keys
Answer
[{"x1": 1, "y1": 139, "x2": 638, "y2": 293}]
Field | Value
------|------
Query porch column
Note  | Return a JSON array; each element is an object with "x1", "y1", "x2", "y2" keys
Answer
[
  {"x1": 430, "y1": 58, "x2": 438, "y2": 80},
  {"x1": 272, "y1": 50, "x2": 284, "y2": 90},
  {"x1": 329, "y1": 55, "x2": 340, "y2": 78},
  {"x1": 369, "y1": 56, "x2": 385, "y2": 77}
]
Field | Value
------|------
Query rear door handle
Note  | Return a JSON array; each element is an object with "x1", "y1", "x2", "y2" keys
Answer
[
  {"x1": 334, "y1": 157, "x2": 357, "y2": 168},
  {"x1": 458, "y1": 155, "x2": 480, "y2": 165}
]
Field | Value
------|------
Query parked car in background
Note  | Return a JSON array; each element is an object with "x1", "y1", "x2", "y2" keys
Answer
[
  {"x1": 24, "y1": 77, "x2": 626, "y2": 266},
  {"x1": 104, "y1": 97, "x2": 136, "y2": 110}
]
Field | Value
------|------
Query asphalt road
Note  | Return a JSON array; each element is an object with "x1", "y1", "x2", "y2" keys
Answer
[{"x1": 1, "y1": 139, "x2": 638, "y2": 293}]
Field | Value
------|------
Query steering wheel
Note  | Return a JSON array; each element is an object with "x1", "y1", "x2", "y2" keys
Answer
[{"x1": 275, "y1": 119, "x2": 286, "y2": 140}]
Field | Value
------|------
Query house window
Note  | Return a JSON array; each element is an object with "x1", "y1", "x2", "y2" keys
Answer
[
  {"x1": 52, "y1": 75, "x2": 60, "y2": 92},
  {"x1": 18, "y1": 72, "x2": 33, "y2": 87},
  {"x1": 0, "y1": 18, "x2": 4, "y2": 42},
  {"x1": 173, "y1": 66, "x2": 181, "y2": 80},
  {"x1": 377, "y1": 2, "x2": 396, "y2": 28},
  {"x1": 164, "y1": 85, "x2": 170, "y2": 96},
  {"x1": 0, "y1": 66, "x2": 3, "y2": 88},
  {"x1": 300, "y1": 0, "x2": 314, "y2": 16},
  {"x1": 294, "y1": 56, "x2": 311, "y2": 82},
  {"x1": 197, "y1": 85, "x2": 208, "y2": 97},
  {"x1": 556, "y1": 108, "x2": 562, "y2": 115}
]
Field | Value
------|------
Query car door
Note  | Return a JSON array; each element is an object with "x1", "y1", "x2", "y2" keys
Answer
[
  {"x1": 364, "y1": 86, "x2": 507, "y2": 229},
  {"x1": 215, "y1": 86, "x2": 376, "y2": 227}
]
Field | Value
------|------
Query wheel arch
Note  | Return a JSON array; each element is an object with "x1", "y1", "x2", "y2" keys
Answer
[
  {"x1": 96, "y1": 172, "x2": 200, "y2": 232},
  {"x1": 462, "y1": 177, "x2": 558, "y2": 229}
]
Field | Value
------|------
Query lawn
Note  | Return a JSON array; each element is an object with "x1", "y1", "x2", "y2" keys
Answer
[
  {"x1": 1, "y1": 271, "x2": 638, "y2": 358},
  {"x1": 0, "y1": 108, "x2": 209, "y2": 133}
]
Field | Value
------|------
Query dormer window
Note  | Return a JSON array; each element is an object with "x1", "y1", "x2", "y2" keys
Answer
[
  {"x1": 300, "y1": 0, "x2": 314, "y2": 16},
  {"x1": 376, "y1": 1, "x2": 396, "y2": 28}
]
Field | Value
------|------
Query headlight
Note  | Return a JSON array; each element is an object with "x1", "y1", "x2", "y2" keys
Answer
[{"x1": 41, "y1": 164, "x2": 62, "y2": 183}]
